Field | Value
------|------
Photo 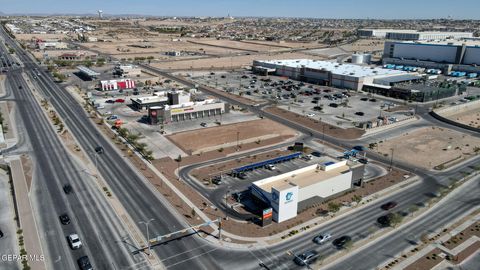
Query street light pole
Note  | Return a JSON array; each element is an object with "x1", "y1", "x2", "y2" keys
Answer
[
  {"x1": 225, "y1": 188, "x2": 231, "y2": 220},
  {"x1": 139, "y1": 218, "x2": 155, "y2": 255},
  {"x1": 389, "y1": 148, "x2": 394, "y2": 171},
  {"x1": 236, "y1": 131, "x2": 240, "y2": 151}
]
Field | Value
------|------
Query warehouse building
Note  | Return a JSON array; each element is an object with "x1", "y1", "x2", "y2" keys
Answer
[
  {"x1": 250, "y1": 158, "x2": 364, "y2": 223},
  {"x1": 148, "y1": 99, "x2": 226, "y2": 124},
  {"x1": 113, "y1": 64, "x2": 142, "y2": 77},
  {"x1": 383, "y1": 40, "x2": 480, "y2": 73},
  {"x1": 358, "y1": 29, "x2": 472, "y2": 41},
  {"x1": 253, "y1": 59, "x2": 407, "y2": 91}
]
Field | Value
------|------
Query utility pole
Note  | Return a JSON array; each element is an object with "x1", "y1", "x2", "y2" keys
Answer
[
  {"x1": 139, "y1": 218, "x2": 155, "y2": 255},
  {"x1": 236, "y1": 131, "x2": 240, "y2": 151},
  {"x1": 225, "y1": 187, "x2": 231, "y2": 220},
  {"x1": 389, "y1": 148, "x2": 394, "y2": 171}
]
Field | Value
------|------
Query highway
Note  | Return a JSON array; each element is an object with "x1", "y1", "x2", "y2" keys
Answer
[{"x1": 1, "y1": 25, "x2": 479, "y2": 270}]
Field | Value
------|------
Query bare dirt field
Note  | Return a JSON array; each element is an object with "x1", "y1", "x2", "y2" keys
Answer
[
  {"x1": 340, "y1": 39, "x2": 385, "y2": 52},
  {"x1": 151, "y1": 51, "x2": 325, "y2": 70},
  {"x1": 376, "y1": 126, "x2": 480, "y2": 169},
  {"x1": 166, "y1": 119, "x2": 297, "y2": 154},
  {"x1": 187, "y1": 39, "x2": 288, "y2": 52},
  {"x1": 446, "y1": 107, "x2": 480, "y2": 128},
  {"x1": 15, "y1": 33, "x2": 69, "y2": 41}
]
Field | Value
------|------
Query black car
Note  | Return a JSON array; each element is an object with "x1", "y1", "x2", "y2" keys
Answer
[
  {"x1": 63, "y1": 184, "x2": 73, "y2": 194},
  {"x1": 381, "y1": 201, "x2": 397, "y2": 211},
  {"x1": 360, "y1": 97, "x2": 368, "y2": 101},
  {"x1": 200, "y1": 122, "x2": 207, "y2": 127},
  {"x1": 77, "y1": 256, "x2": 93, "y2": 270},
  {"x1": 355, "y1": 111, "x2": 365, "y2": 116},
  {"x1": 332, "y1": 235, "x2": 352, "y2": 248},
  {"x1": 369, "y1": 98, "x2": 377, "y2": 102},
  {"x1": 212, "y1": 176, "x2": 222, "y2": 185},
  {"x1": 358, "y1": 158, "x2": 369, "y2": 164},
  {"x1": 59, "y1": 214, "x2": 71, "y2": 225},
  {"x1": 377, "y1": 213, "x2": 395, "y2": 227},
  {"x1": 105, "y1": 99, "x2": 115, "y2": 104},
  {"x1": 0, "y1": 229, "x2": 3, "y2": 238},
  {"x1": 95, "y1": 146, "x2": 104, "y2": 154},
  {"x1": 329, "y1": 103, "x2": 338, "y2": 108},
  {"x1": 293, "y1": 250, "x2": 319, "y2": 266}
]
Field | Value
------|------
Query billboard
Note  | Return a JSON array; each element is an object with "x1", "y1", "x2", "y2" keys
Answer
[{"x1": 262, "y1": 208, "x2": 273, "y2": 227}]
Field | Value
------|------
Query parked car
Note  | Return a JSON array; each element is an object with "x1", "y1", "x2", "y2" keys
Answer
[
  {"x1": 237, "y1": 172, "x2": 247, "y2": 179},
  {"x1": 115, "y1": 98, "x2": 125, "y2": 103},
  {"x1": 0, "y1": 229, "x2": 4, "y2": 238},
  {"x1": 63, "y1": 184, "x2": 73, "y2": 194},
  {"x1": 303, "y1": 154, "x2": 313, "y2": 161},
  {"x1": 200, "y1": 122, "x2": 207, "y2": 127},
  {"x1": 381, "y1": 201, "x2": 397, "y2": 211},
  {"x1": 67, "y1": 234, "x2": 82, "y2": 249},
  {"x1": 332, "y1": 235, "x2": 352, "y2": 248},
  {"x1": 355, "y1": 111, "x2": 365, "y2": 116},
  {"x1": 107, "y1": 115, "x2": 118, "y2": 120},
  {"x1": 105, "y1": 99, "x2": 115, "y2": 104},
  {"x1": 212, "y1": 176, "x2": 222, "y2": 185},
  {"x1": 59, "y1": 214, "x2": 71, "y2": 225},
  {"x1": 360, "y1": 97, "x2": 368, "y2": 101},
  {"x1": 293, "y1": 250, "x2": 319, "y2": 266},
  {"x1": 358, "y1": 158, "x2": 369, "y2": 164},
  {"x1": 265, "y1": 164, "x2": 276, "y2": 170},
  {"x1": 77, "y1": 256, "x2": 93, "y2": 270},
  {"x1": 329, "y1": 103, "x2": 338, "y2": 108},
  {"x1": 306, "y1": 113, "x2": 316, "y2": 117},
  {"x1": 313, "y1": 233, "x2": 332, "y2": 244},
  {"x1": 311, "y1": 151, "x2": 322, "y2": 157},
  {"x1": 352, "y1": 145, "x2": 366, "y2": 151}
]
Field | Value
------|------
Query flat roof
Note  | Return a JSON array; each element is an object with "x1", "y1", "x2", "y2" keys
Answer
[
  {"x1": 132, "y1": 96, "x2": 168, "y2": 104},
  {"x1": 77, "y1": 65, "x2": 100, "y2": 76},
  {"x1": 360, "y1": 29, "x2": 472, "y2": 35},
  {"x1": 255, "y1": 59, "x2": 406, "y2": 78},
  {"x1": 390, "y1": 40, "x2": 480, "y2": 47},
  {"x1": 256, "y1": 164, "x2": 351, "y2": 193}
]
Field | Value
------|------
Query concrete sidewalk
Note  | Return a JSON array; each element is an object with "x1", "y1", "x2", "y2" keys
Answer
[{"x1": 10, "y1": 158, "x2": 46, "y2": 270}]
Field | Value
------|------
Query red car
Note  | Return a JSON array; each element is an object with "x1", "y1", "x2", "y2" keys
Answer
[
  {"x1": 115, "y1": 98, "x2": 125, "y2": 103},
  {"x1": 381, "y1": 201, "x2": 397, "y2": 210}
]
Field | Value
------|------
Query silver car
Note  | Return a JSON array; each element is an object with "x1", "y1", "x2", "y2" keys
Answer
[{"x1": 313, "y1": 233, "x2": 332, "y2": 244}]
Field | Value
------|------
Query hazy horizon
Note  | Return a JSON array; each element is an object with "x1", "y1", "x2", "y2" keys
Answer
[{"x1": 0, "y1": 0, "x2": 479, "y2": 20}]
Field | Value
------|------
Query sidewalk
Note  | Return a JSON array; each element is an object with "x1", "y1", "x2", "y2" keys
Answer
[{"x1": 9, "y1": 158, "x2": 46, "y2": 270}]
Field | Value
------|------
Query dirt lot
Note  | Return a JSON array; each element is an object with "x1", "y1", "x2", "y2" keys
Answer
[
  {"x1": 166, "y1": 119, "x2": 297, "y2": 154},
  {"x1": 265, "y1": 106, "x2": 365, "y2": 140},
  {"x1": 375, "y1": 127, "x2": 480, "y2": 170},
  {"x1": 15, "y1": 33, "x2": 69, "y2": 41},
  {"x1": 151, "y1": 51, "x2": 324, "y2": 70},
  {"x1": 446, "y1": 107, "x2": 480, "y2": 128},
  {"x1": 340, "y1": 39, "x2": 385, "y2": 52}
]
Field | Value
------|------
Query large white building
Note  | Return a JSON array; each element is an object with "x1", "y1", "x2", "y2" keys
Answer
[
  {"x1": 253, "y1": 59, "x2": 407, "y2": 91},
  {"x1": 383, "y1": 40, "x2": 480, "y2": 73},
  {"x1": 358, "y1": 29, "x2": 473, "y2": 41},
  {"x1": 251, "y1": 159, "x2": 358, "y2": 223}
]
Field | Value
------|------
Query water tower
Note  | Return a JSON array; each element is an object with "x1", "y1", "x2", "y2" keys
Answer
[{"x1": 98, "y1": 10, "x2": 103, "y2": 19}]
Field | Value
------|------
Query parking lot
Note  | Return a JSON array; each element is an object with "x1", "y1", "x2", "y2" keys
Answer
[{"x1": 192, "y1": 70, "x2": 414, "y2": 128}]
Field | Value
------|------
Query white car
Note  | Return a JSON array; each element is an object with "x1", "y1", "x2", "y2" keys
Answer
[
  {"x1": 67, "y1": 234, "x2": 82, "y2": 249},
  {"x1": 306, "y1": 113, "x2": 316, "y2": 117},
  {"x1": 303, "y1": 154, "x2": 313, "y2": 161},
  {"x1": 313, "y1": 233, "x2": 332, "y2": 244},
  {"x1": 265, "y1": 164, "x2": 276, "y2": 170}
]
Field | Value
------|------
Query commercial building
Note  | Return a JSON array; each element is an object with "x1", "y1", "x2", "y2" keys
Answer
[
  {"x1": 100, "y1": 79, "x2": 136, "y2": 91},
  {"x1": 250, "y1": 158, "x2": 364, "y2": 223},
  {"x1": 131, "y1": 90, "x2": 191, "y2": 110},
  {"x1": 113, "y1": 65, "x2": 142, "y2": 77},
  {"x1": 383, "y1": 40, "x2": 480, "y2": 73},
  {"x1": 148, "y1": 99, "x2": 226, "y2": 124},
  {"x1": 358, "y1": 29, "x2": 473, "y2": 41},
  {"x1": 253, "y1": 59, "x2": 407, "y2": 91},
  {"x1": 37, "y1": 41, "x2": 68, "y2": 50}
]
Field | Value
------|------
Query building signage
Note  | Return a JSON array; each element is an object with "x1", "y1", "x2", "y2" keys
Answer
[
  {"x1": 285, "y1": 192, "x2": 294, "y2": 203},
  {"x1": 262, "y1": 207, "x2": 273, "y2": 227},
  {"x1": 171, "y1": 107, "x2": 194, "y2": 113}
]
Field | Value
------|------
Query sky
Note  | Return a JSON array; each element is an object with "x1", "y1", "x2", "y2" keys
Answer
[{"x1": 0, "y1": 0, "x2": 479, "y2": 19}]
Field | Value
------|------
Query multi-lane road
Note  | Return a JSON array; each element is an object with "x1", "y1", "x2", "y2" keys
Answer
[{"x1": 1, "y1": 25, "x2": 479, "y2": 270}]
